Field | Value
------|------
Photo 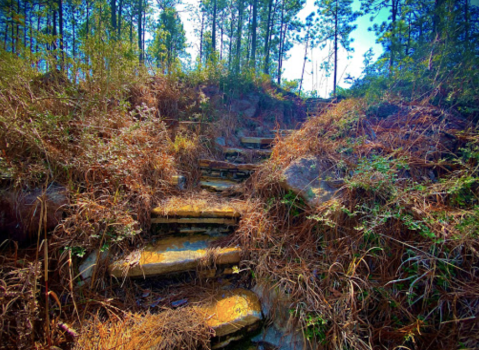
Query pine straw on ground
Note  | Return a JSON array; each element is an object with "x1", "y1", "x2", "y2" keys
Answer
[
  {"x1": 235, "y1": 99, "x2": 479, "y2": 350},
  {"x1": 74, "y1": 308, "x2": 212, "y2": 350}
]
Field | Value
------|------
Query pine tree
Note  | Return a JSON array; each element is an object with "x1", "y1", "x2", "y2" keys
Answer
[{"x1": 315, "y1": 0, "x2": 359, "y2": 96}]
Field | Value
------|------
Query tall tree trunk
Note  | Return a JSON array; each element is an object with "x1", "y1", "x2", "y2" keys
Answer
[
  {"x1": 276, "y1": 0, "x2": 284, "y2": 84},
  {"x1": 389, "y1": 0, "x2": 397, "y2": 71},
  {"x1": 142, "y1": 9, "x2": 146, "y2": 56},
  {"x1": 16, "y1": 0, "x2": 20, "y2": 54},
  {"x1": 212, "y1": 0, "x2": 217, "y2": 55},
  {"x1": 72, "y1": 7, "x2": 76, "y2": 58},
  {"x1": 199, "y1": 11, "x2": 204, "y2": 63},
  {"x1": 465, "y1": 0, "x2": 469, "y2": 50},
  {"x1": 4, "y1": 14, "x2": 8, "y2": 50},
  {"x1": 129, "y1": 11, "x2": 133, "y2": 44},
  {"x1": 235, "y1": 0, "x2": 243, "y2": 73},
  {"x1": 251, "y1": 0, "x2": 257, "y2": 69},
  {"x1": 299, "y1": 33, "x2": 309, "y2": 97},
  {"x1": 11, "y1": 11, "x2": 15, "y2": 54},
  {"x1": 53, "y1": 5, "x2": 57, "y2": 54},
  {"x1": 228, "y1": 10, "x2": 235, "y2": 70},
  {"x1": 278, "y1": 23, "x2": 288, "y2": 85},
  {"x1": 111, "y1": 0, "x2": 117, "y2": 35},
  {"x1": 29, "y1": 2, "x2": 33, "y2": 55},
  {"x1": 220, "y1": 22, "x2": 224, "y2": 60},
  {"x1": 36, "y1": 4, "x2": 41, "y2": 57},
  {"x1": 333, "y1": 0, "x2": 338, "y2": 97},
  {"x1": 59, "y1": 0, "x2": 64, "y2": 69},
  {"x1": 86, "y1": 0, "x2": 90, "y2": 39},
  {"x1": 23, "y1": 0, "x2": 27, "y2": 49},
  {"x1": 118, "y1": 0, "x2": 123, "y2": 37},
  {"x1": 246, "y1": 4, "x2": 252, "y2": 64},
  {"x1": 263, "y1": 0, "x2": 273, "y2": 73},
  {"x1": 138, "y1": 0, "x2": 143, "y2": 63}
]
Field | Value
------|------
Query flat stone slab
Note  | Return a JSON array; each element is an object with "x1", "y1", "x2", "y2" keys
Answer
[
  {"x1": 109, "y1": 235, "x2": 241, "y2": 278},
  {"x1": 152, "y1": 204, "x2": 240, "y2": 218},
  {"x1": 240, "y1": 137, "x2": 274, "y2": 145},
  {"x1": 200, "y1": 180, "x2": 238, "y2": 192},
  {"x1": 197, "y1": 289, "x2": 262, "y2": 338},
  {"x1": 151, "y1": 217, "x2": 237, "y2": 225},
  {"x1": 199, "y1": 159, "x2": 258, "y2": 172}
]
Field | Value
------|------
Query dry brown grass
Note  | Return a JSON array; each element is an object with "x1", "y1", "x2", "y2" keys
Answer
[
  {"x1": 236, "y1": 99, "x2": 479, "y2": 349},
  {"x1": 74, "y1": 308, "x2": 212, "y2": 350}
]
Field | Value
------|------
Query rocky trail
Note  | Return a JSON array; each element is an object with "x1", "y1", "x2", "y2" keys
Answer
[{"x1": 79, "y1": 132, "x2": 293, "y2": 349}]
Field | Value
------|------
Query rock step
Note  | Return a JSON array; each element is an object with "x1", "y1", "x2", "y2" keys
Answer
[
  {"x1": 109, "y1": 234, "x2": 241, "y2": 278},
  {"x1": 152, "y1": 217, "x2": 237, "y2": 224},
  {"x1": 240, "y1": 137, "x2": 274, "y2": 149},
  {"x1": 200, "y1": 179, "x2": 238, "y2": 192},
  {"x1": 223, "y1": 147, "x2": 272, "y2": 157},
  {"x1": 198, "y1": 289, "x2": 262, "y2": 346},
  {"x1": 223, "y1": 147, "x2": 272, "y2": 163},
  {"x1": 199, "y1": 159, "x2": 258, "y2": 172},
  {"x1": 152, "y1": 204, "x2": 240, "y2": 218}
]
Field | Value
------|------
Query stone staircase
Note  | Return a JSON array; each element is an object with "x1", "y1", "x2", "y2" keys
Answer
[
  {"x1": 105, "y1": 133, "x2": 297, "y2": 348},
  {"x1": 107, "y1": 200, "x2": 262, "y2": 347},
  {"x1": 199, "y1": 136, "x2": 276, "y2": 192}
]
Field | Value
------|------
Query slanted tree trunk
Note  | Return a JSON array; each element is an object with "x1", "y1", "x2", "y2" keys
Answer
[{"x1": 299, "y1": 33, "x2": 309, "y2": 96}]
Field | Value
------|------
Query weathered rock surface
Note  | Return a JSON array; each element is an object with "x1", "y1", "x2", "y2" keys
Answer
[
  {"x1": 231, "y1": 93, "x2": 260, "y2": 118},
  {"x1": 197, "y1": 289, "x2": 262, "y2": 338},
  {"x1": 0, "y1": 183, "x2": 68, "y2": 243},
  {"x1": 281, "y1": 157, "x2": 341, "y2": 207},
  {"x1": 199, "y1": 159, "x2": 258, "y2": 172},
  {"x1": 79, "y1": 249, "x2": 109, "y2": 284},
  {"x1": 252, "y1": 283, "x2": 307, "y2": 350},
  {"x1": 224, "y1": 147, "x2": 272, "y2": 163},
  {"x1": 200, "y1": 180, "x2": 238, "y2": 192},
  {"x1": 109, "y1": 234, "x2": 241, "y2": 278}
]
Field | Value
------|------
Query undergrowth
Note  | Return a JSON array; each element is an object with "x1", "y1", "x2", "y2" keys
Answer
[{"x1": 238, "y1": 99, "x2": 479, "y2": 349}]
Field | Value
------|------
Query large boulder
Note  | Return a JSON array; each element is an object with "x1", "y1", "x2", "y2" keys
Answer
[
  {"x1": 0, "y1": 183, "x2": 69, "y2": 243},
  {"x1": 281, "y1": 157, "x2": 341, "y2": 207},
  {"x1": 252, "y1": 284, "x2": 308, "y2": 350},
  {"x1": 231, "y1": 93, "x2": 260, "y2": 118}
]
